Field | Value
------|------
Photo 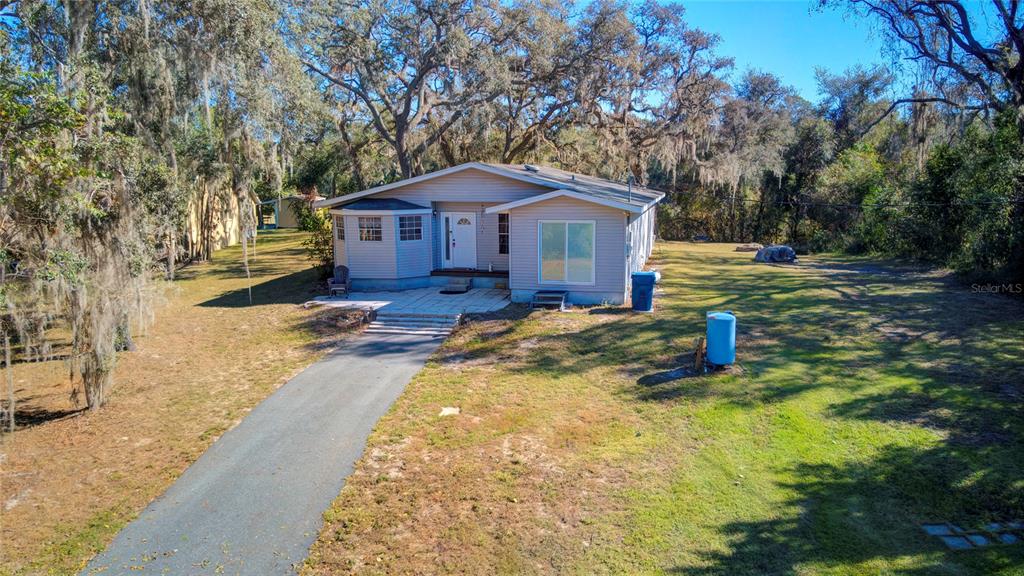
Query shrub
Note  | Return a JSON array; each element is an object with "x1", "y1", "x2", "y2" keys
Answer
[{"x1": 294, "y1": 202, "x2": 333, "y2": 276}]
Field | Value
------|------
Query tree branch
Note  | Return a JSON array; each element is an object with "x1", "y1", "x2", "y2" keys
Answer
[{"x1": 860, "y1": 95, "x2": 985, "y2": 137}]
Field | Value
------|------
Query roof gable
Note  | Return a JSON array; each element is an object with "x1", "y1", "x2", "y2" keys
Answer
[{"x1": 313, "y1": 162, "x2": 664, "y2": 212}]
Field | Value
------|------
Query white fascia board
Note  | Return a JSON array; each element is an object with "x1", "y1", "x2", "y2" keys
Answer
[{"x1": 331, "y1": 208, "x2": 432, "y2": 216}]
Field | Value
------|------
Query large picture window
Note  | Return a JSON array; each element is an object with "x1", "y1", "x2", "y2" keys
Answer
[
  {"x1": 498, "y1": 213, "x2": 509, "y2": 255},
  {"x1": 358, "y1": 217, "x2": 382, "y2": 241},
  {"x1": 399, "y1": 215, "x2": 422, "y2": 241},
  {"x1": 539, "y1": 221, "x2": 594, "y2": 284}
]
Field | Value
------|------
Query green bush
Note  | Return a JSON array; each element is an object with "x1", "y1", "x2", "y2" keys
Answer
[{"x1": 294, "y1": 202, "x2": 333, "y2": 276}]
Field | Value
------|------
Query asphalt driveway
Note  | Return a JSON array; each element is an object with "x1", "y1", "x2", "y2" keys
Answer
[{"x1": 83, "y1": 332, "x2": 444, "y2": 575}]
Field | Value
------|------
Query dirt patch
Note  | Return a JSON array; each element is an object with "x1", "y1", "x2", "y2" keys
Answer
[
  {"x1": 462, "y1": 304, "x2": 532, "y2": 323},
  {"x1": 871, "y1": 319, "x2": 931, "y2": 342},
  {"x1": 306, "y1": 307, "x2": 368, "y2": 338},
  {"x1": 306, "y1": 427, "x2": 631, "y2": 575}
]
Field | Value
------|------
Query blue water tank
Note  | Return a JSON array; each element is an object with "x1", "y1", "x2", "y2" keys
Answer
[
  {"x1": 631, "y1": 271, "x2": 657, "y2": 312},
  {"x1": 706, "y1": 311, "x2": 736, "y2": 365}
]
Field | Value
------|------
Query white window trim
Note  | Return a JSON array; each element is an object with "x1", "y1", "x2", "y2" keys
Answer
[
  {"x1": 498, "y1": 213, "x2": 509, "y2": 255},
  {"x1": 357, "y1": 216, "x2": 383, "y2": 242},
  {"x1": 537, "y1": 219, "x2": 596, "y2": 286}
]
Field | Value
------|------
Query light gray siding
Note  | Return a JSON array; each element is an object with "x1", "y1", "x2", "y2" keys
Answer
[
  {"x1": 357, "y1": 168, "x2": 550, "y2": 272},
  {"x1": 626, "y1": 203, "x2": 657, "y2": 276},
  {"x1": 344, "y1": 215, "x2": 397, "y2": 279},
  {"x1": 507, "y1": 197, "x2": 628, "y2": 301},
  {"x1": 384, "y1": 168, "x2": 549, "y2": 205},
  {"x1": 435, "y1": 202, "x2": 507, "y2": 271},
  {"x1": 396, "y1": 215, "x2": 432, "y2": 278},
  {"x1": 328, "y1": 168, "x2": 656, "y2": 292}
]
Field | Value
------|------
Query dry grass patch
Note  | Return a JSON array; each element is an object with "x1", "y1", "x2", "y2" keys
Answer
[
  {"x1": 303, "y1": 307, "x2": 673, "y2": 575},
  {"x1": 305, "y1": 243, "x2": 1024, "y2": 576},
  {"x1": 1, "y1": 230, "x2": 362, "y2": 575}
]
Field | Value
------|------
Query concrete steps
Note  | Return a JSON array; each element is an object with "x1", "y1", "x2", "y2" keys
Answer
[
  {"x1": 530, "y1": 290, "x2": 567, "y2": 311},
  {"x1": 365, "y1": 311, "x2": 461, "y2": 337}
]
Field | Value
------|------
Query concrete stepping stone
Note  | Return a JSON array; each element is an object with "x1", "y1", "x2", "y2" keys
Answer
[
  {"x1": 998, "y1": 533, "x2": 1020, "y2": 545},
  {"x1": 922, "y1": 524, "x2": 953, "y2": 536},
  {"x1": 966, "y1": 534, "x2": 991, "y2": 547},
  {"x1": 939, "y1": 535, "x2": 974, "y2": 550}
]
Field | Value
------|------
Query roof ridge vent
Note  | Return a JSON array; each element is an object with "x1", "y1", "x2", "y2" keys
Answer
[{"x1": 523, "y1": 164, "x2": 540, "y2": 173}]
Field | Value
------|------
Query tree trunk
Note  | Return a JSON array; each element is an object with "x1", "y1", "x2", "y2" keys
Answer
[
  {"x1": 115, "y1": 317, "x2": 135, "y2": 352},
  {"x1": 165, "y1": 229, "x2": 175, "y2": 280},
  {"x1": 1016, "y1": 104, "x2": 1024, "y2": 145},
  {"x1": 4, "y1": 332, "x2": 13, "y2": 432},
  {"x1": 202, "y1": 180, "x2": 213, "y2": 260},
  {"x1": 729, "y1": 187, "x2": 737, "y2": 242},
  {"x1": 753, "y1": 188, "x2": 767, "y2": 242},
  {"x1": 788, "y1": 198, "x2": 802, "y2": 244},
  {"x1": 438, "y1": 134, "x2": 458, "y2": 167},
  {"x1": 395, "y1": 131, "x2": 414, "y2": 179}
]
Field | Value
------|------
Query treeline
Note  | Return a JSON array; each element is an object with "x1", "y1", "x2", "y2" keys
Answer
[
  {"x1": 655, "y1": 66, "x2": 1024, "y2": 288},
  {"x1": 284, "y1": 0, "x2": 1023, "y2": 284},
  {"x1": 1, "y1": 0, "x2": 1021, "y2": 415},
  {"x1": 0, "y1": 0, "x2": 318, "y2": 414}
]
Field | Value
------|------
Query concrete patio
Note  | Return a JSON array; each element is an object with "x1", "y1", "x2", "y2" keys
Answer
[{"x1": 309, "y1": 287, "x2": 511, "y2": 315}]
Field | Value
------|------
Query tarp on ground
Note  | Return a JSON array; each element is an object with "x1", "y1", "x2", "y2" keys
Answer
[{"x1": 754, "y1": 245, "x2": 798, "y2": 263}]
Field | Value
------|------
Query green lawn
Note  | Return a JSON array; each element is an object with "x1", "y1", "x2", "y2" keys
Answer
[{"x1": 304, "y1": 241, "x2": 1024, "y2": 575}]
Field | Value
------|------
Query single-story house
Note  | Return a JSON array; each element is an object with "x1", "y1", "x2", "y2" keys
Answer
[{"x1": 312, "y1": 162, "x2": 663, "y2": 305}]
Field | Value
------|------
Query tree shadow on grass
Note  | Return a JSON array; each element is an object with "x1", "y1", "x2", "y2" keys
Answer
[
  {"x1": 443, "y1": 246, "x2": 1024, "y2": 573},
  {"x1": 461, "y1": 246, "x2": 1022, "y2": 409},
  {"x1": 198, "y1": 267, "x2": 323, "y2": 308},
  {"x1": 10, "y1": 405, "x2": 88, "y2": 428},
  {"x1": 669, "y1": 442, "x2": 1024, "y2": 576},
  {"x1": 629, "y1": 252, "x2": 1024, "y2": 575}
]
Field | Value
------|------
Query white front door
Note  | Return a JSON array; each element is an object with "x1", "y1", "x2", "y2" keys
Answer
[{"x1": 442, "y1": 212, "x2": 477, "y2": 269}]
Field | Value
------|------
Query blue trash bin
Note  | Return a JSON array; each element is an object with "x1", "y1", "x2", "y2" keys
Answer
[
  {"x1": 706, "y1": 311, "x2": 736, "y2": 365},
  {"x1": 631, "y1": 271, "x2": 657, "y2": 312}
]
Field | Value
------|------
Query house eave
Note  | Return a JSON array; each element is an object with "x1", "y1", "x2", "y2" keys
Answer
[
  {"x1": 313, "y1": 162, "x2": 564, "y2": 209},
  {"x1": 329, "y1": 208, "x2": 432, "y2": 216}
]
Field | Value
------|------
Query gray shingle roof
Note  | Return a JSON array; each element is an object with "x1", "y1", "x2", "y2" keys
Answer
[
  {"x1": 314, "y1": 162, "x2": 664, "y2": 211},
  {"x1": 339, "y1": 198, "x2": 429, "y2": 211},
  {"x1": 482, "y1": 163, "x2": 664, "y2": 209}
]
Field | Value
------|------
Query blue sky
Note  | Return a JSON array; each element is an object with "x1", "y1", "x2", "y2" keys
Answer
[{"x1": 682, "y1": 1, "x2": 888, "y2": 103}]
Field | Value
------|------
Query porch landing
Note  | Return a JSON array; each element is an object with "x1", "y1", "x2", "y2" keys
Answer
[{"x1": 309, "y1": 287, "x2": 511, "y2": 316}]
